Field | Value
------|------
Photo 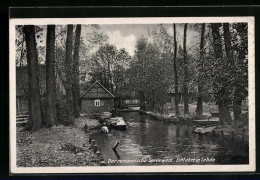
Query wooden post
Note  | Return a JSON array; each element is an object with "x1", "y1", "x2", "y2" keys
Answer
[
  {"x1": 112, "y1": 141, "x2": 120, "y2": 151},
  {"x1": 231, "y1": 131, "x2": 234, "y2": 141},
  {"x1": 220, "y1": 130, "x2": 223, "y2": 138},
  {"x1": 93, "y1": 145, "x2": 98, "y2": 153},
  {"x1": 91, "y1": 140, "x2": 95, "y2": 146},
  {"x1": 100, "y1": 161, "x2": 106, "y2": 166},
  {"x1": 99, "y1": 156, "x2": 104, "y2": 161}
]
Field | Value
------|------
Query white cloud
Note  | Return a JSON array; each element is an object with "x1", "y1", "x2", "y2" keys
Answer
[{"x1": 106, "y1": 31, "x2": 136, "y2": 56}]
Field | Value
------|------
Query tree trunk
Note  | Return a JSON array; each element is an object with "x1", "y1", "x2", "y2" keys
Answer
[
  {"x1": 23, "y1": 25, "x2": 42, "y2": 131},
  {"x1": 196, "y1": 85, "x2": 203, "y2": 116},
  {"x1": 211, "y1": 23, "x2": 232, "y2": 125},
  {"x1": 107, "y1": 57, "x2": 113, "y2": 92},
  {"x1": 183, "y1": 23, "x2": 189, "y2": 114},
  {"x1": 173, "y1": 24, "x2": 180, "y2": 116},
  {"x1": 211, "y1": 23, "x2": 223, "y2": 59},
  {"x1": 223, "y1": 23, "x2": 239, "y2": 121},
  {"x1": 46, "y1": 25, "x2": 57, "y2": 127},
  {"x1": 233, "y1": 100, "x2": 242, "y2": 121},
  {"x1": 218, "y1": 99, "x2": 232, "y2": 125},
  {"x1": 65, "y1": 25, "x2": 74, "y2": 120},
  {"x1": 196, "y1": 23, "x2": 205, "y2": 116},
  {"x1": 20, "y1": 32, "x2": 25, "y2": 66},
  {"x1": 72, "y1": 24, "x2": 81, "y2": 118},
  {"x1": 223, "y1": 23, "x2": 234, "y2": 63}
]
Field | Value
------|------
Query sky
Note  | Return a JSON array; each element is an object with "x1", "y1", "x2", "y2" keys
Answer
[{"x1": 84, "y1": 24, "x2": 200, "y2": 57}]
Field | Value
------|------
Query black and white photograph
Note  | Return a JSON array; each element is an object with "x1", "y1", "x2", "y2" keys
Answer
[{"x1": 9, "y1": 17, "x2": 255, "y2": 173}]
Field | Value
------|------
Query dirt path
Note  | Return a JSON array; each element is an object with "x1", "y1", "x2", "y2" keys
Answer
[{"x1": 17, "y1": 117, "x2": 101, "y2": 167}]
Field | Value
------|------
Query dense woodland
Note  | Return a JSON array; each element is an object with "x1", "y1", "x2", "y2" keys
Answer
[{"x1": 16, "y1": 23, "x2": 248, "y2": 131}]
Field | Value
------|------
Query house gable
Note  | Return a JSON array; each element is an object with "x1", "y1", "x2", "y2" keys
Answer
[{"x1": 81, "y1": 81, "x2": 115, "y2": 99}]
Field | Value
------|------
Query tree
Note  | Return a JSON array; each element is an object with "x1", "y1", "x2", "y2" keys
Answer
[
  {"x1": 133, "y1": 37, "x2": 148, "y2": 109},
  {"x1": 18, "y1": 27, "x2": 25, "y2": 66},
  {"x1": 196, "y1": 23, "x2": 206, "y2": 116},
  {"x1": 23, "y1": 25, "x2": 42, "y2": 131},
  {"x1": 223, "y1": 23, "x2": 234, "y2": 64},
  {"x1": 231, "y1": 23, "x2": 248, "y2": 121},
  {"x1": 173, "y1": 24, "x2": 180, "y2": 115},
  {"x1": 211, "y1": 23, "x2": 232, "y2": 125},
  {"x1": 46, "y1": 25, "x2": 58, "y2": 127},
  {"x1": 72, "y1": 25, "x2": 81, "y2": 118},
  {"x1": 183, "y1": 23, "x2": 189, "y2": 114},
  {"x1": 65, "y1": 25, "x2": 75, "y2": 120}
]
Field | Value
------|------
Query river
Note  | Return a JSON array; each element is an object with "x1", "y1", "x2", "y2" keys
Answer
[{"x1": 90, "y1": 111, "x2": 249, "y2": 166}]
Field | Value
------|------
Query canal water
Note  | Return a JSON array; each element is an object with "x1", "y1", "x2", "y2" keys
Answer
[{"x1": 90, "y1": 112, "x2": 249, "y2": 166}]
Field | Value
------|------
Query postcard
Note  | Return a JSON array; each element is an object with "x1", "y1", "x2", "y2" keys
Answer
[{"x1": 9, "y1": 17, "x2": 255, "y2": 173}]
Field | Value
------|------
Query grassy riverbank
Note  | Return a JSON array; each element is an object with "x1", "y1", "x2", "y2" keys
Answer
[
  {"x1": 139, "y1": 103, "x2": 249, "y2": 143},
  {"x1": 17, "y1": 116, "x2": 102, "y2": 167},
  {"x1": 212, "y1": 113, "x2": 249, "y2": 143}
]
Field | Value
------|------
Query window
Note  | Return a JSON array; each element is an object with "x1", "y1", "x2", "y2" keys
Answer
[{"x1": 95, "y1": 100, "x2": 100, "y2": 107}]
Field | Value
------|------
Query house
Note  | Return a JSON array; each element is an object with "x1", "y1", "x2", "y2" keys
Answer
[
  {"x1": 121, "y1": 92, "x2": 140, "y2": 110},
  {"x1": 16, "y1": 65, "x2": 66, "y2": 115},
  {"x1": 80, "y1": 81, "x2": 115, "y2": 114},
  {"x1": 166, "y1": 84, "x2": 198, "y2": 104}
]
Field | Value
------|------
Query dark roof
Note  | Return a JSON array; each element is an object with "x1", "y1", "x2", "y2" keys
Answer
[{"x1": 81, "y1": 81, "x2": 115, "y2": 99}]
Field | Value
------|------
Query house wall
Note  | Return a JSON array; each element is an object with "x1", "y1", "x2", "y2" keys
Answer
[
  {"x1": 123, "y1": 99, "x2": 140, "y2": 108},
  {"x1": 81, "y1": 98, "x2": 114, "y2": 114}
]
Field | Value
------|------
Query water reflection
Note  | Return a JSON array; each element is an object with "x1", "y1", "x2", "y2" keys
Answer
[{"x1": 90, "y1": 112, "x2": 248, "y2": 166}]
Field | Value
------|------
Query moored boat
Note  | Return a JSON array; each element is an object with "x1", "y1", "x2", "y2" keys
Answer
[{"x1": 108, "y1": 117, "x2": 127, "y2": 131}]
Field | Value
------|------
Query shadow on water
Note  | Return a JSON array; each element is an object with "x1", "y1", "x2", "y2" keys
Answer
[{"x1": 90, "y1": 111, "x2": 249, "y2": 166}]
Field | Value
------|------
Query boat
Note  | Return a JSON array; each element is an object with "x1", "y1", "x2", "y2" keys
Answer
[
  {"x1": 108, "y1": 117, "x2": 127, "y2": 131},
  {"x1": 193, "y1": 126, "x2": 216, "y2": 134},
  {"x1": 99, "y1": 111, "x2": 112, "y2": 120}
]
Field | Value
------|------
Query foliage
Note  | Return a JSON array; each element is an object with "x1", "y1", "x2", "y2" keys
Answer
[{"x1": 88, "y1": 44, "x2": 131, "y2": 95}]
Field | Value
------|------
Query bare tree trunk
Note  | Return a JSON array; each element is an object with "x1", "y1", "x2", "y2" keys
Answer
[
  {"x1": 223, "y1": 23, "x2": 239, "y2": 121},
  {"x1": 196, "y1": 23, "x2": 205, "y2": 116},
  {"x1": 173, "y1": 24, "x2": 180, "y2": 116},
  {"x1": 65, "y1": 25, "x2": 74, "y2": 120},
  {"x1": 211, "y1": 23, "x2": 232, "y2": 125},
  {"x1": 183, "y1": 23, "x2": 189, "y2": 114},
  {"x1": 211, "y1": 24, "x2": 223, "y2": 59},
  {"x1": 233, "y1": 100, "x2": 242, "y2": 120},
  {"x1": 20, "y1": 32, "x2": 25, "y2": 66},
  {"x1": 24, "y1": 25, "x2": 42, "y2": 131},
  {"x1": 107, "y1": 57, "x2": 113, "y2": 92},
  {"x1": 72, "y1": 24, "x2": 81, "y2": 118},
  {"x1": 223, "y1": 23, "x2": 234, "y2": 64},
  {"x1": 46, "y1": 25, "x2": 57, "y2": 127},
  {"x1": 224, "y1": 23, "x2": 243, "y2": 121}
]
